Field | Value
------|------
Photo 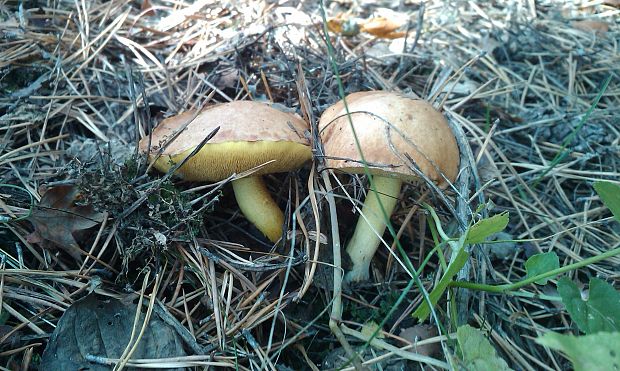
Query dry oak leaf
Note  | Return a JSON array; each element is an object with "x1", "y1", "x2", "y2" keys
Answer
[
  {"x1": 27, "y1": 185, "x2": 104, "y2": 261},
  {"x1": 360, "y1": 17, "x2": 406, "y2": 39},
  {"x1": 327, "y1": 15, "x2": 361, "y2": 36},
  {"x1": 327, "y1": 15, "x2": 407, "y2": 39}
]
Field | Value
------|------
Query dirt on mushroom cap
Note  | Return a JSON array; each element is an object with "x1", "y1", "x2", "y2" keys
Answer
[{"x1": 318, "y1": 91, "x2": 460, "y2": 187}]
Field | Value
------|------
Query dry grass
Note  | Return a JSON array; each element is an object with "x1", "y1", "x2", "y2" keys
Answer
[{"x1": 0, "y1": 0, "x2": 619, "y2": 369}]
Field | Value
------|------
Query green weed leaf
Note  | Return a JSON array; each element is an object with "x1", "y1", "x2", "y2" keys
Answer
[
  {"x1": 456, "y1": 325, "x2": 512, "y2": 371},
  {"x1": 557, "y1": 277, "x2": 620, "y2": 334},
  {"x1": 536, "y1": 331, "x2": 620, "y2": 371},
  {"x1": 466, "y1": 212, "x2": 509, "y2": 244},
  {"x1": 412, "y1": 245, "x2": 469, "y2": 321},
  {"x1": 594, "y1": 181, "x2": 620, "y2": 222},
  {"x1": 525, "y1": 252, "x2": 560, "y2": 285}
]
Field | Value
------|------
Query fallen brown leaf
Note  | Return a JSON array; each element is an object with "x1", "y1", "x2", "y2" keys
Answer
[
  {"x1": 571, "y1": 20, "x2": 609, "y2": 34},
  {"x1": 327, "y1": 17, "x2": 344, "y2": 34},
  {"x1": 27, "y1": 185, "x2": 104, "y2": 261},
  {"x1": 327, "y1": 15, "x2": 360, "y2": 37},
  {"x1": 41, "y1": 294, "x2": 189, "y2": 370},
  {"x1": 400, "y1": 324, "x2": 440, "y2": 357},
  {"x1": 0, "y1": 325, "x2": 19, "y2": 347},
  {"x1": 141, "y1": 0, "x2": 156, "y2": 17},
  {"x1": 360, "y1": 17, "x2": 406, "y2": 39}
]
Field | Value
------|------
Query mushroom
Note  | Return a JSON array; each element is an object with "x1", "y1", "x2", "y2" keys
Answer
[
  {"x1": 318, "y1": 91, "x2": 460, "y2": 282},
  {"x1": 139, "y1": 100, "x2": 312, "y2": 243}
]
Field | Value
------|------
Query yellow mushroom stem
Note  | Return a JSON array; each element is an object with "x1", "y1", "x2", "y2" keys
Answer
[
  {"x1": 344, "y1": 176, "x2": 402, "y2": 283},
  {"x1": 232, "y1": 175, "x2": 285, "y2": 243}
]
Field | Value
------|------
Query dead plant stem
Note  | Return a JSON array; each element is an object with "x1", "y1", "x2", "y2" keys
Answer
[{"x1": 321, "y1": 170, "x2": 366, "y2": 370}]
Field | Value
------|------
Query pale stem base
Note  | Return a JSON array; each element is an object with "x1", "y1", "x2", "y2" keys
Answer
[
  {"x1": 232, "y1": 176, "x2": 285, "y2": 243},
  {"x1": 344, "y1": 176, "x2": 402, "y2": 283}
]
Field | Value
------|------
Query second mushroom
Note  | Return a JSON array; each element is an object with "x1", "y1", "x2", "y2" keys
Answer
[{"x1": 318, "y1": 91, "x2": 460, "y2": 283}]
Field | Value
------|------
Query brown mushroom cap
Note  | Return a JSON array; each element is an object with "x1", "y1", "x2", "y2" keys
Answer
[
  {"x1": 139, "y1": 101, "x2": 312, "y2": 181},
  {"x1": 318, "y1": 91, "x2": 459, "y2": 187}
]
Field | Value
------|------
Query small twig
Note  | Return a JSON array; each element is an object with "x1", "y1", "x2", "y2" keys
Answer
[
  {"x1": 340, "y1": 325, "x2": 449, "y2": 369},
  {"x1": 153, "y1": 301, "x2": 207, "y2": 355},
  {"x1": 198, "y1": 247, "x2": 306, "y2": 272}
]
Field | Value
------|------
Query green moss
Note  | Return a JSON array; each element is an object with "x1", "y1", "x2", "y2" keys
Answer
[{"x1": 73, "y1": 151, "x2": 218, "y2": 276}]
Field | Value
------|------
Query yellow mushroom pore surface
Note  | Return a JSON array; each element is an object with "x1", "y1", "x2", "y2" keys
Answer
[{"x1": 150, "y1": 140, "x2": 312, "y2": 182}]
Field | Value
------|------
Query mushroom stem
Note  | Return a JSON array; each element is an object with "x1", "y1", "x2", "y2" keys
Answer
[
  {"x1": 232, "y1": 175, "x2": 285, "y2": 243},
  {"x1": 344, "y1": 176, "x2": 402, "y2": 283}
]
